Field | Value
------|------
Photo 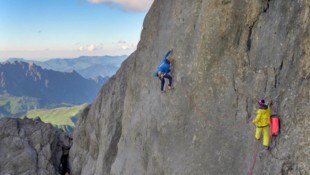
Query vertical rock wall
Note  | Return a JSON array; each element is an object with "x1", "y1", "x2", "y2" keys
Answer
[
  {"x1": 70, "y1": 0, "x2": 309, "y2": 174},
  {"x1": 0, "y1": 118, "x2": 72, "y2": 175}
]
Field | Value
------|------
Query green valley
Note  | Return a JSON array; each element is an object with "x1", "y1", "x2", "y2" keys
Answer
[
  {"x1": 0, "y1": 96, "x2": 41, "y2": 117},
  {"x1": 24, "y1": 103, "x2": 88, "y2": 133}
]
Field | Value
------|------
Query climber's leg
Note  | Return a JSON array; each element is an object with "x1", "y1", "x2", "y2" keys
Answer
[
  {"x1": 255, "y1": 127, "x2": 262, "y2": 140},
  {"x1": 160, "y1": 77, "x2": 165, "y2": 92},
  {"x1": 262, "y1": 126, "x2": 269, "y2": 147},
  {"x1": 163, "y1": 74, "x2": 172, "y2": 88}
]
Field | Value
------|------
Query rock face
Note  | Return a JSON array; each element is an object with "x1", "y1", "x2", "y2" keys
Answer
[
  {"x1": 70, "y1": 0, "x2": 309, "y2": 175},
  {"x1": 0, "y1": 118, "x2": 72, "y2": 175}
]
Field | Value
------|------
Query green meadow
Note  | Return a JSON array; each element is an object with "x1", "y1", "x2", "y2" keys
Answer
[{"x1": 25, "y1": 103, "x2": 88, "y2": 133}]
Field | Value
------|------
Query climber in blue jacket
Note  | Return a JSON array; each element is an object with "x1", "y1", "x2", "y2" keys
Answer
[{"x1": 153, "y1": 49, "x2": 174, "y2": 93}]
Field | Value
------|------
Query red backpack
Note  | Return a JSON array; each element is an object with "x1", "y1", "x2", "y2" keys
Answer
[{"x1": 270, "y1": 114, "x2": 280, "y2": 136}]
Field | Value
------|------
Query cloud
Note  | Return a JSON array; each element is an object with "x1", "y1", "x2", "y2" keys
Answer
[
  {"x1": 87, "y1": 0, "x2": 153, "y2": 12},
  {"x1": 121, "y1": 45, "x2": 130, "y2": 50},
  {"x1": 0, "y1": 49, "x2": 132, "y2": 60},
  {"x1": 115, "y1": 40, "x2": 135, "y2": 50},
  {"x1": 77, "y1": 41, "x2": 136, "y2": 53},
  {"x1": 120, "y1": 43, "x2": 135, "y2": 50},
  {"x1": 118, "y1": 40, "x2": 127, "y2": 44},
  {"x1": 79, "y1": 44, "x2": 104, "y2": 51}
]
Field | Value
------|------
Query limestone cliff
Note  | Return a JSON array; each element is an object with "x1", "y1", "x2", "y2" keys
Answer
[
  {"x1": 0, "y1": 118, "x2": 72, "y2": 175},
  {"x1": 69, "y1": 0, "x2": 309, "y2": 174}
]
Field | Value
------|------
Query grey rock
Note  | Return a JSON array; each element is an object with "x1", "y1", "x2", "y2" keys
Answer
[
  {"x1": 0, "y1": 118, "x2": 72, "y2": 175},
  {"x1": 70, "y1": 0, "x2": 309, "y2": 175},
  {"x1": 34, "y1": 116, "x2": 41, "y2": 122}
]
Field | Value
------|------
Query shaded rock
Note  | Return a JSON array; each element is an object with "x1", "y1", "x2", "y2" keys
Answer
[
  {"x1": 69, "y1": 0, "x2": 309, "y2": 175},
  {"x1": 34, "y1": 116, "x2": 42, "y2": 122},
  {"x1": 0, "y1": 118, "x2": 72, "y2": 175}
]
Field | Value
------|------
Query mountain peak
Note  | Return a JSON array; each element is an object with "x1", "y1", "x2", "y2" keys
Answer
[
  {"x1": 4, "y1": 55, "x2": 127, "y2": 79},
  {"x1": 0, "y1": 61, "x2": 102, "y2": 105}
]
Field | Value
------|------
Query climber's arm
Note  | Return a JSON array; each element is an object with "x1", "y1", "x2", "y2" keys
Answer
[{"x1": 252, "y1": 111, "x2": 261, "y2": 124}]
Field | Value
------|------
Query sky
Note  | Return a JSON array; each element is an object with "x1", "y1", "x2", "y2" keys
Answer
[{"x1": 0, "y1": 0, "x2": 153, "y2": 60}]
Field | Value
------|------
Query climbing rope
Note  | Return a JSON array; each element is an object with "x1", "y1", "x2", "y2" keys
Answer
[
  {"x1": 249, "y1": 139, "x2": 261, "y2": 175},
  {"x1": 194, "y1": 96, "x2": 288, "y2": 174},
  {"x1": 195, "y1": 105, "x2": 264, "y2": 175}
]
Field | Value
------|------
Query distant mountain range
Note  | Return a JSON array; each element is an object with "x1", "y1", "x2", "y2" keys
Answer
[
  {"x1": 0, "y1": 61, "x2": 105, "y2": 117},
  {"x1": 7, "y1": 55, "x2": 127, "y2": 78}
]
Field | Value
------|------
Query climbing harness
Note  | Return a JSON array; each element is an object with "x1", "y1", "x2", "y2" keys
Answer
[
  {"x1": 193, "y1": 95, "x2": 287, "y2": 174},
  {"x1": 194, "y1": 102, "x2": 262, "y2": 175},
  {"x1": 249, "y1": 97, "x2": 287, "y2": 174}
]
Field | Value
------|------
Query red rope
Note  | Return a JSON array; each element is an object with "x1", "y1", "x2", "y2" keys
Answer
[
  {"x1": 193, "y1": 97, "x2": 281, "y2": 174},
  {"x1": 249, "y1": 139, "x2": 261, "y2": 175},
  {"x1": 195, "y1": 104, "x2": 263, "y2": 175}
]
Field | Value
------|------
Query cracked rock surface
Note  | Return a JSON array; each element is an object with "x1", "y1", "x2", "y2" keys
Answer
[
  {"x1": 0, "y1": 118, "x2": 72, "y2": 175},
  {"x1": 69, "y1": 0, "x2": 309, "y2": 174}
]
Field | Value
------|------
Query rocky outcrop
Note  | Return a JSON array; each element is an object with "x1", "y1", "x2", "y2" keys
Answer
[
  {"x1": 0, "y1": 118, "x2": 72, "y2": 175},
  {"x1": 70, "y1": 0, "x2": 309, "y2": 175}
]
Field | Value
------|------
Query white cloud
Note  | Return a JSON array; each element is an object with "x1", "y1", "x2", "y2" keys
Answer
[
  {"x1": 115, "y1": 40, "x2": 135, "y2": 50},
  {"x1": 121, "y1": 45, "x2": 129, "y2": 50},
  {"x1": 87, "y1": 0, "x2": 153, "y2": 12},
  {"x1": 87, "y1": 44, "x2": 96, "y2": 51},
  {"x1": 74, "y1": 41, "x2": 136, "y2": 58},
  {"x1": 0, "y1": 48, "x2": 133, "y2": 60},
  {"x1": 120, "y1": 44, "x2": 135, "y2": 50},
  {"x1": 79, "y1": 44, "x2": 104, "y2": 51},
  {"x1": 118, "y1": 40, "x2": 127, "y2": 44}
]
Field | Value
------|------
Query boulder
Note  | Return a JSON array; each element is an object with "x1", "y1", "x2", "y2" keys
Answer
[{"x1": 0, "y1": 118, "x2": 72, "y2": 175}]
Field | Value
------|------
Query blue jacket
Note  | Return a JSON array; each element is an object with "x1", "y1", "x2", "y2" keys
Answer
[{"x1": 153, "y1": 50, "x2": 171, "y2": 77}]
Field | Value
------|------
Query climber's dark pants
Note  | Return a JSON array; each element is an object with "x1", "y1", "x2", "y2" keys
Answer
[{"x1": 159, "y1": 74, "x2": 172, "y2": 91}]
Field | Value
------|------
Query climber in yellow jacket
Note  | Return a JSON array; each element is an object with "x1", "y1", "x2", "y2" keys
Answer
[{"x1": 252, "y1": 98, "x2": 271, "y2": 149}]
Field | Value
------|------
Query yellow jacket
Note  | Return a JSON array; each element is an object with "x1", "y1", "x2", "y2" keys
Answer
[{"x1": 253, "y1": 106, "x2": 271, "y2": 127}]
